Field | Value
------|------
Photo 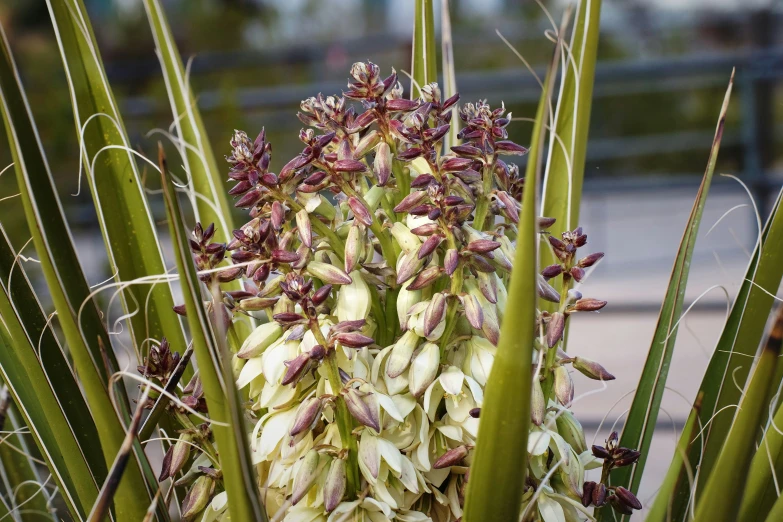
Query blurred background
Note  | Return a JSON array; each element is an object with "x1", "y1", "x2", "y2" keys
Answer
[{"x1": 1, "y1": 0, "x2": 783, "y2": 515}]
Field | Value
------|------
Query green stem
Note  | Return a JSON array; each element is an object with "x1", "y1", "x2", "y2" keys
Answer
[
  {"x1": 439, "y1": 233, "x2": 464, "y2": 352},
  {"x1": 309, "y1": 321, "x2": 360, "y2": 498},
  {"x1": 473, "y1": 161, "x2": 495, "y2": 232}
]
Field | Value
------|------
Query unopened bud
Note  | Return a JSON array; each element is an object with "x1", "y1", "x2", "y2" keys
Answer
[
  {"x1": 406, "y1": 265, "x2": 443, "y2": 291},
  {"x1": 397, "y1": 284, "x2": 422, "y2": 329},
  {"x1": 237, "y1": 322, "x2": 283, "y2": 359},
  {"x1": 334, "y1": 332, "x2": 374, "y2": 348},
  {"x1": 396, "y1": 251, "x2": 425, "y2": 285},
  {"x1": 292, "y1": 449, "x2": 321, "y2": 505},
  {"x1": 469, "y1": 407, "x2": 481, "y2": 418},
  {"x1": 324, "y1": 458, "x2": 347, "y2": 512},
  {"x1": 181, "y1": 475, "x2": 214, "y2": 520},
  {"x1": 168, "y1": 433, "x2": 193, "y2": 479},
  {"x1": 374, "y1": 142, "x2": 392, "y2": 186},
  {"x1": 555, "y1": 409, "x2": 587, "y2": 454},
  {"x1": 593, "y1": 482, "x2": 608, "y2": 507},
  {"x1": 433, "y1": 445, "x2": 468, "y2": 469},
  {"x1": 541, "y1": 264, "x2": 563, "y2": 279},
  {"x1": 591, "y1": 445, "x2": 611, "y2": 460},
  {"x1": 612, "y1": 449, "x2": 641, "y2": 468},
  {"x1": 418, "y1": 234, "x2": 443, "y2": 259},
  {"x1": 444, "y1": 248, "x2": 459, "y2": 276},
  {"x1": 546, "y1": 312, "x2": 566, "y2": 348},
  {"x1": 393, "y1": 191, "x2": 428, "y2": 213},
  {"x1": 343, "y1": 388, "x2": 381, "y2": 432},
  {"x1": 572, "y1": 357, "x2": 615, "y2": 381},
  {"x1": 615, "y1": 486, "x2": 642, "y2": 510},
  {"x1": 409, "y1": 342, "x2": 440, "y2": 397},
  {"x1": 281, "y1": 353, "x2": 312, "y2": 386},
  {"x1": 290, "y1": 396, "x2": 323, "y2": 437},
  {"x1": 537, "y1": 274, "x2": 561, "y2": 303},
  {"x1": 387, "y1": 330, "x2": 420, "y2": 378},
  {"x1": 460, "y1": 294, "x2": 484, "y2": 330},
  {"x1": 531, "y1": 378, "x2": 545, "y2": 426},
  {"x1": 307, "y1": 261, "x2": 353, "y2": 285},
  {"x1": 553, "y1": 366, "x2": 574, "y2": 405},
  {"x1": 348, "y1": 196, "x2": 373, "y2": 227},
  {"x1": 582, "y1": 481, "x2": 596, "y2": 507},
  {"x1": 311, "y1": 284, "x2": 332, "y2": 306},
  {"x1": 578, "y1": 252, "x2": 604, "y2": 268},
  {"x1": 423, "y1": 294, "x2": 447, "y2": 337},
  {"x1": 573, "y1": 297, "x2": 607, "y2": 312},
  {"x1": 344, "y1": 224, "x2": 362, "y2": 273}
]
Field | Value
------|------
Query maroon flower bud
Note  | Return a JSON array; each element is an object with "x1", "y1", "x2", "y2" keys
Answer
[
  {"x1": 454, "y1": 169, "x2": 482, "y2": 184},
  {"x1": 333, "y1": 159, "x2": 366, "y2": 173},
  {"x1": 273, "y1": 312, "x2": 306, "y2": 324},
  {"x1": 397, "y1": 147, "x2": 423, "y2": 160},
  {"x1": 281, "y1": 353, "x2": 312, "y2": 386},
  {"x1": 427, "y1": 208, "x2": 441, "y2": 220},
  {"x1": 386, "y1": 98, "x2": 420, "y2": 111},
  {"x1": 418, "y1": 234, "x2": 443, "y2": 259},
  {"x1": 374, "y1": 142, "x2": 391, "y2": 186},
  {"x1": 348, "y1": 197, "x2": 373, "y2": 227},
  {"x1": 546, "y1": 312, "x2": 566, "y2": 348},
  {"x1": 615, "y1": 487, "x2": 642, "y2": 510},
  {"x1": 469, "y1": 407, "x2": 481, "y2": 418},
  {"x1": 581, "y1": 481, "x2": 596, "y2": 507},
  {"x1": 450, "y1": 144, "x2": 482, "y2": 157},
  {"x1": 591, "y1": 445, "x2": 611, "y2": 459},
  {"x1": 494, "y1": 140, "x2": 528, "y2": 155},
  {"x1": 612, "y1": 450, "x2": 642, "y2": 468},
  {"x1": 573, "y1": 298, "x2": 607, "y2": 312},
  {"x1": 541, "y1": 264, "x2": 563, "y2": 279},
  {"x1": 578, "y1": 252, "x2": 604, "y2": 268},
  {"x1": 538, "y1": 217, "x2": 556, "y2": 229},
  {"x1": 271, "y1": 249, "x2": 300, "y2": 264},
  {"x1": 309, "y1": 344, "x2": 326, "y2": 361},
  {"x1": 289, "y1": 396, "x2": 324, "y2": 437},
  {"x1": 423, "y1": 293, "x2": 447, "y2": 337},
  {"x1": 433, "y1": 445, "x2": 469, "y2": 469},
  {"x1": 440, "y1": 157, "x2": 473, "y2": 172},
  {"x1": 572, "y1": 357, "x2": 615, "y2": 381},
  {"x1": 173, "y1": 304, "x2": 187, "y2": 316},
  {"x1": 444, "y1": 249, "x2": 459, "y2": 276},
  {"x1": 393, "y1": 191, "x2": 428, "y2": 213},
  {"x1": 410, "y1": 174, "x2": 436, "y2": 188},
  {"x1": 342, "y1": 388, "x2": 380, "y2": 432},
  {"x1": 593, "y1": 483, "x2": 608, "y2": 507},
  {"x1": 311, "y1": 284, "x2": 332, "y2": 306},
  {"x1": 411, "y1": 223, "x2": 440, "y2": 236},
  {"x1": 333, "y1": 332, "x2": 374, "y2": 348},
  {"x1": 570, "y1": 266, "x2": 585, "y2": 282},
  {"x1": 496, "y1": 191, "x2": 519, "y2": 223},
  {"x1": 442, "y1": 195, "x2": 465, "y2": 207},
  {"x1": 466, "y1": 239, "x2": 501, "y2": 254}
]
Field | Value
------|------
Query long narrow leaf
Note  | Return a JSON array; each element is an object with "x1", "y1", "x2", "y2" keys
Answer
[
  {"x1": 693, "y1": 329, "x2": 782, "y2": 522},
  {"x1": 609, "y1": 72, "x2": 734, "y2": 499},
  {"x1": 462, "y1": 28, "x2": 559, "y2": 522},
  {"x1": 736, "y1": 305, "x2": 783, "y2": 522},
  {"x1": 158, "y1": 146, "x2": 267, "y2": 521},
  {"x1": 0, "y1": 392, "x2": 53, "y2": 521},
  {"x1": 142, "y1": 0, "x2": 235, "y2": 244},
  {"x1": 411, "y1": 0, "x2": 437, "y2": 98},
  {"x1": 0, "y1": 26, "x2": 157, "y2": 521},
  {"x1": 666, "y1": 187, "x2": 783, "y2": 521},
  {"x1": 540, "y1": 0, "x2": 601, "y2": 307},
  {"x1": 440, "y1": 0, "x2": 459, "y2": 148},
  {"x1": 45, "y1": 0, "x2": 186, "y2": 356}
]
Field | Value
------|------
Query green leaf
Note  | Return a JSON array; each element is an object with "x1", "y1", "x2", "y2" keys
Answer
[
  {"x1": 440, "y1": 0, "x2": 459, "y2": 148},
  {"x1": 141, "y1": 0, "x2": 235, "y2": 245},
  {"x1": 666, "y1": 187, "x2": 783, "y2": 521},
  {"x1": 411, "y1": 0, "x2": 437, "y2": 98},
  {"x1": 0, "y1": 394, "x2": 54, "y2": 520},
  {"x1": 0, "y1": 26, "x2": 158, "y2": 521},
  {"x1": 45, "y1": 0, "x2": 186, "y2": 357},
  {"x1": 608, "y1": 72, "x2": 734, "y2": 499},
  {"x1": 158, "y1": 147, "x2": 267, "y2": 522},
  {"x1": 540, "y1": 0, "x2": 601, "y2": 275},
  {"x1": 693, "y1": 328, "x2": 782, "y2": 522},
  {"x1": 736, "y1": 306, "x2": 783, "y2": 522},
  {"x1": 764, "y1": 492, "x2": 783, "y2": 522},
  {"x1": 646, "y1": 392, "x2": 702, "y2": 522},
  {"x1": 462, "y1": 27, "x2": 560, "y2": 522}
]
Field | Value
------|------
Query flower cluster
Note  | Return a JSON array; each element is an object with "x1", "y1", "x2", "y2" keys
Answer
[{"x1": 149, "y1": 61, "x2": 639, "y2": 522}]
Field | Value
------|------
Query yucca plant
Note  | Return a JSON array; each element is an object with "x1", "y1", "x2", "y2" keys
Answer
[{"x1": 1, "y1": 1, "x2": 782, "y2": 522}]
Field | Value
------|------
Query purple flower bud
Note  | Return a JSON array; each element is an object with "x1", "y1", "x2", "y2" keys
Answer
[
  {"x1": 460, "y1": 294, "x2": 484, "y2": 330},
  {"x1": 342, "y1": 388, "x2": 381, "y2": 432},
  {"x1": 440, "y1": 157, "x2": 474, "y2": 172},
  {"x1": 273, "y1": 312, "x2": 306, "y2": 324},
  {"x1": 444, "y1": 249, "x2": 459, "y2": 276},
  {"x1": 615, "y1": 487, "x2": 642, "y2": 510},
  {"x1": 450, "y1": 144, "x2": 482, "y2": 157},
  {"x1": 592, "y1": 445, "x2": 611, "y2": 459},
  {"x1": 396, "y1": 252, "x2": 424, "y2": 285},
  {"x1": 282, "y1": 353, "x2": 312, "y2": 385},
  {"x1": 333, "y1": 159, "x2": 367, "y2": 173},
  {"x1": 494, "y1": 140, "x2": 528, "y2": 155},
  {"x1": 570, "y1": 266, "x2": 585, "y2": 282},
  {"x1": 306, "y1": 261, "x2": 353, "y2": 285},
  {"x1": 311, "y1": 284, "x2": 332, "y2": 306},
  {"x1": 541, "y1": 264, "x2": 563, "y2": 279},
  {"x1": 538, "y1": 217, "x2": 557, "y2": 229},
  {"x1": 466, "y1": 239, "x2": 501, "y2": 254},
  {"x1": 423, "y1": 294, "x2": 447, "y2": 337},
  {"x1": 573, "y1": 298, "x2": 607, "y2": 312},
  {"x1": 477, "y1": 272, "x2": 498, "y2": 304},
  {"x1": 397, "y1": 147, "x2": 423, "y2": 160},
  {"x1": 393, "y1": 191, "x2": 428, "y2": 213},
  {"x1": 386, "y1": 98, "x2": 420, "y2": 111},
  {"x1": 410, "y1": 174, "x2": 435, "y2": 188},
  {"x1": 323, "y1": 458, "x2": 347, "y2": 513},
  {"x1": 496, "y1": 191, "x2": 519, "y2": 223},
  {"x1": 271, "y1": 249, "x2": 300, "y2": 264},
  {"x1": 537, "y1": 274, "x2": 561, "y2": 303},
  {"x1": 290, "y1": 396, "x2": 324, "y2": 437},
  {"x1": 469, "y1": 407, "x2": 481, "y2": 418},
  {"x1": 572, "y1": 357, "x2": 615, "y2": 381},
  {"x1": 582, "y1": 481, "x2": 596, "y2": 507},
  {"x1": 418, "y1": 234, "x2": 443, "y2": 259},
  {"x1": 374, "y1": 142, "x2": 392, "y2": 186},
  {"x1": 547, "y1": 312, "x2": 566, "y2": 348},
  {"x1": 433, "y1": 445, "x2": 469, "y2": 469},
  {"x1": 333, "y1": 332, "x2": 374, "y2": 348},
  {"x1": 173, "y1": 304, "x2": 187, "y2": 316},
  {"x1": 593, "y1": 483, "x2": 608, "y2": 507},
  {"x1": 410, "y1": 223, "x2": 440, "y2": 236},
  {"x1": 406, "y1": 265, "x2": 443, "y2": 291},
  {"x1": 348, "y1": 196, "x2": 373, "y2": 227},
  {"x1": 578, "y1": 252, "x2": 605, "y2": 268}
]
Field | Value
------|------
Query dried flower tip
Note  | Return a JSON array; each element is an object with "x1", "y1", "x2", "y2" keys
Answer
[
  {"x1": 572, "y1": 357, "x2": 615, "y2": 381},
  {"x1": 433, "y1": 445, "x2": 469, "y2": 469}
]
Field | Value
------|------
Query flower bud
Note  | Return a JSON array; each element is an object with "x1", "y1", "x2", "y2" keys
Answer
[
  {"x1": 406, "y1": 265, "x2": 442, "y2": 291},
  {"x1": 311, "y1": 284, "x2": 332, "y2": 306},
  {"x1": 582, "y1": 481, "x2": 596, "y2": 507},
  {"x1": 615, "y1": 486, "x2": 642, "y2": 510},
  {"x1": 334, "y1": 159, "x2": 366, "y2": 173},
  {"x1": 181, "y1": 475, "x2": 215, "y2": 520},
  {"x1": 466, "y1": 239, "x2": 501, "y2": 254},
  {"x1": 541, "y1": 264, "x2": 563, "y2": 279},
  {"x1": 295, "y1": 209, "x2": 312, "y2": 248},
  {"x1": 281, "y1": 352, "x2": 312, "y2": 386},
  {"x1": 396, "y1": 251, "x2": 425, "y2": 285},
  {"x1": 237, "y1": 296, "x2": 278, "y2": 312},
  {"x1": 573, "y1": 298, "x2": 607, "y2": 312},
  {"x1": 292, "y1": 449, "x2": 321, "y2": 505},
  {"x1": 334, "y1": 332, "x2": 374, "y2": 348},
  {"x1": 460, "y1": 294, "x2": 484, "y2": 330},
  {"x1": 390, "y1": 222, "x2": 422, "y2": 253},
  {"x1": 433, "y1": 445, "x2": 468, "y2": 469},
  {"x1": 397, "y1": 284, "x2": 422, "y2": 329},
  {"x1": 336, "y1": 271, "x2": 371, "y2": 322},
  {"x1": 387, "y1": 330, "x2": 420, "y2": 378},
  {"x1": 537, "y1": 274, "x2": 561, "y2": 303},
  {"x1": 553, "y1": 366, "x2": 574, "y2": 405},
  {"x1": 289, "y1": 396, "x2": 323, "y2": 437},
  {"x1": 612, "y1": 449, "x2": 641, "y2": 468},
  {"x1": 306, "y1": 261, "x2": 353, "y2": 285},
  {"x1": 418, "y1": 234, "x2": 442, "y2": 259},
  {"x1": 324, "y1": 458, "x2": 347, "y2": 512},
  {"x1": 374, "y1": 142, "x2": 392, "y2": 186},
  {"x1": 423, "y1": 294, "x2": 447, "y2": 338},
  {"x1": 444, "y1": 248, "x2": 459, "y2": 276},
  {"x1": 237, "y1": 322, "x2": 283, "y2": 359},
  {"x1": 592, "y1": 445, "x2": 611, "y2": 460},
  {"x1": 572, "y1": 357, "x2": 615, "y2": 381},
  {"x1": 531, "y1": 378, "x2": 545, "y2": 426},
  {"x1": 409, "y1": 342, "x2": 440, "y2": 398},
  {"x1": 587, "y1": 483, "x2": 605, "y2": 508},
  {"x1": 393, "y1": 191, "x2": 428, "y2": 213},
  {"x1": 546, "y1": 312, "x2": 565, "y2": 348},
  {"x1": 271, "y1": 249, "x2": 300, "y2": 264},
  {"x1": 343, "y1": 388, "x2": 381, "y2": 432},
  {"x1": 344, "y1": 224, "x2": 363, "y2": 273},
  {"x1": 578, "y1": 252, "x2": 604, "y2": 268},
  {"x1": 477, "y1": 271, "x2": 498, "y2": 304},
  {"x1": 348, "y1": 196, "x2": 373, "y2": 227},
  {"x1": 555, "y1": 409, "x2": 587, "y2": 454}
]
